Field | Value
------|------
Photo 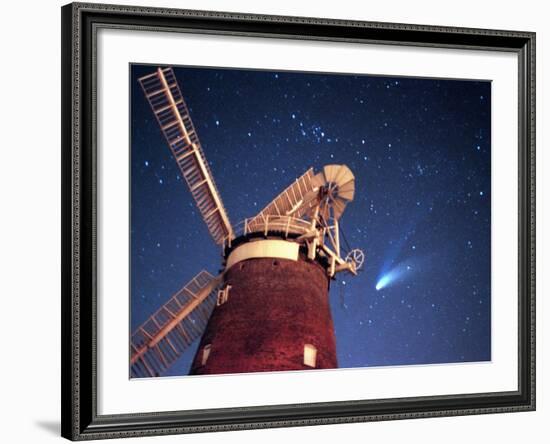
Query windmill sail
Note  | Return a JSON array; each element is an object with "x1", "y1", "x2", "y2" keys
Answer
[
  {"x1": 246, "y1": 168, "x2": 320, "y2": 233},
  {"x1": 130, "y1": 270, "x2": 222, "y2": 378},
  {"x1": 138, "y1": 67, "x2": 234, "y2": 245}
]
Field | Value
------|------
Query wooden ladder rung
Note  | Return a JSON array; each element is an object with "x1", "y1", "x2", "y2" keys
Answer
[
  {"x1": 162, "y1": 120, "x2": 180, "y2": 131},
  {"x1": 154, "y1": 99, "x2": 183, "y2": 115},
  {"x1": 204, "y1": 206, "x2": 220, "y2": 219},
  {"x1": 146, "y1": 87, "x2": 166, "y2": 99},
  {"x1": 190, "y1": 179, "x2": 208, "y2": 192},
  {"x1": 146, "y1": 82, "x2": 177, "y2": 99},
  {"x1": 175, "y1": 149, "x2": 195, "y2": 165}
]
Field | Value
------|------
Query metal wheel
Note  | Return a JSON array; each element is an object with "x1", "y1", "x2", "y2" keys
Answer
[{"x1": 346, "y1": 249, "x2": 365, "y2": 270}]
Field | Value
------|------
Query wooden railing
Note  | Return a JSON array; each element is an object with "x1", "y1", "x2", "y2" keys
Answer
[{"x1": 224, "y1": 215, "x2": 312, "y2": 248}]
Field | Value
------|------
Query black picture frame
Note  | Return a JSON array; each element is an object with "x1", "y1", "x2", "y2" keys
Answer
[{"x1": 61, "y1": 2, "x2": 536, "y2": 440}]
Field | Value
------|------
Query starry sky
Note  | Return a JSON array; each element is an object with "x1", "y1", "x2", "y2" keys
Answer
[{"x1": 130, "y1": 64, "x2": 491, "y2": 377}]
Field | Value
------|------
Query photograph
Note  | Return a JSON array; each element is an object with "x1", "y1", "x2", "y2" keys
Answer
[
  {"x1": 129, "y1": 64, "x2": 491, "y2": 379},
  {"x1": 58, "y1": 2, "x2": 536, "y2": 440}
]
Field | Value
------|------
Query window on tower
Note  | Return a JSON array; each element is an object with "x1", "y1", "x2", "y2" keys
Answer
[
  {"x1": 201, "y1": 344, "x2": 212, "y2": 366},
  {"x1": 216, "y1": 285, "x2": 231, "y2": 306},
  {"x1": 303, "y1": 344, "x2": 317, "y2": 368}
]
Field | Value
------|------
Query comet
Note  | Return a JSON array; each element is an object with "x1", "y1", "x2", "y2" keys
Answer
[{"x1": 375, "y1": 261, "x2": 414, "y2": 291}]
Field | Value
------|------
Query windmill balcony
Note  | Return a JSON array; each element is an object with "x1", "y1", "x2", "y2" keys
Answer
[{"x1": 223, "y1": 215, "x2": 312, "y2": 250}]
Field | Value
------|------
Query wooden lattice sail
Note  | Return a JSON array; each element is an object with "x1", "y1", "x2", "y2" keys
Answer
[
  {"x1": 246, "y1": 168, "x2": 319, "y2": 234},
  {"x1": 138, "y1": 67, "x2": 234, "y2": 245},
  {"x1": 130, "y1": 270, "x2": 221, "y2": 378},
  {"x1": 246, "y1": 165, "x2": 355, "y2": 234}
]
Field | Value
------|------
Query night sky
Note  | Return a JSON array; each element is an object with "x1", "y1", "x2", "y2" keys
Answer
[{"x1": 130, "y1": 64, "x2": 491, "y2": 377}]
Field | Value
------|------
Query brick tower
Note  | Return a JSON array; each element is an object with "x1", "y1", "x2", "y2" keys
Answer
[{"x1": 189, "y1": 247, "x2": 337, "y2": 375}]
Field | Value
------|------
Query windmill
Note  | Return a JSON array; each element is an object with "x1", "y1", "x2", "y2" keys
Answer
[{"x1": 130, "y1": 67, "x2": 365, "y2": 378}]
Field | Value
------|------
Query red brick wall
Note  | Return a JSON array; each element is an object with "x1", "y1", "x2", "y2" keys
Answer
[{"x1": 190, "y1": 256, "x2": 337, "y2": 375}]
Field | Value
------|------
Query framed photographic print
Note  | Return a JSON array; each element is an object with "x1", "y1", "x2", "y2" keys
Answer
[{"x1": 61, "y1": 2, "x2": 536, "y2": 440}]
